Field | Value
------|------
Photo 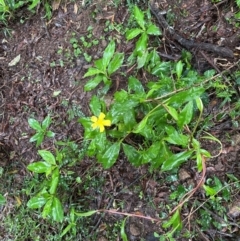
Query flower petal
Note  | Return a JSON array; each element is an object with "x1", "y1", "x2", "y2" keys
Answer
[
  {"x1": 98, "y1": 112, "x2": 106, "y2": 120},
  {"x1": 103, "y1": 120, "x2": 111, "y2": 126},
  {"x1": 91, "y1": 116, "x2": 98, "y2": 122},
  {"x1": 99, "y1": 125, "x2": 105, "y2": 132}
]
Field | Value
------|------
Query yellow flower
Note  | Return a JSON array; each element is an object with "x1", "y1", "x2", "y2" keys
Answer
[{"x1": 91, "y1": 112, "x2": 111, "y2": 132}]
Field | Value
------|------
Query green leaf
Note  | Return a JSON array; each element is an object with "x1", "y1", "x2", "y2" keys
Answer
[
  {"x1": 27, "y1": 196, "x2": 48, "y2": 209},
  {"x1": 126, "y1": 28, "x2": 143, "y2": 40},
  {"x1": 98, "y1": 142, "x2": 121, "y2": 169},
  {"x1": 137, "y1": 50, "x2": 148, "y2": 69},
  {"x1": 128, "y1": 76, "x2": 145, "y2": 93},
  {"x1": 122, "y1": 143, "x2": 141, "y2": 166},
  {"x1": 49, "y1": 168, "x2": 59, "y2": 195},
  {"x1": 164, "y1": 131, "x2": 189, "y2": 147},
  {"x1": 94, "y1": 59, "x2": 104, "y2": 70},
  {"x1": 135, "y1": 32, "x2": 148, "y2": 55},
  {"x1": 102, "y1": 40, "x2": 115, "y2": 70},
  {"x1": 203, "y1": 185, "x2": 217, "y2": 197},
  {"x1": 52, "y1": 197, "x2": 64, "y2": 222},
  {"x1": 161, "y1": 151, "x2": 193, "y2": 171},
  {"x1": 42, "y1": 115, "x2": 52, "y2": 130},
  {"x1": 134, "y1": 5, "x2": 145, "y2": 30},
  {"x1": 176, "y1": 60, "x2": 183, "y2": 79},
  {"x1": 28, "y1": 118, "x2": 42, "y2": 131},
  {"x1": 60, "y1": 224, "x2": 74, "y2": 238},
  {"x1": 195, "y1": 97, "x2": 203, "y2": 112},
  {"x1": 83, "y1": 67, "x2": 104, "y2": 77},
  {"x1": 177, "y1": 101, "x2": 193, "y2": 128},
  {"x1": 121, "y1": 217, "x2": 129, "y2": 241},
  {"x1": 163, "y1": 209, "x2": 182, "y2": 230},
  {"x1": 29, "y1": 132, "x2": 44, "y2": 143},
  {"x1": 133, "y1": 117, "x2": 149, "y2": 134},
  {"x1": 90, "y1": 95, "x2": 101, "y2": 116},
  {"x1": 38, "y1": 150, "x2": 56, "y2": 165},
  {"x1": 237, "y1": 0, "x2": 240, "y2": 7},
  {"x1": 46, "y1": 131, "x2": 55, "y2": 138},
  {"x1": 164, "y1": 105, "x2": 178, "y2": 121},
  {"x1": 84, "y1": 75, "x2": 103, "y2": 91},
  {"x1": 0, "y1": 194, "x2": 6, "y2": 205},
  {"x1": 166, "y1": 87, "x2": 205, "y2": 108},
  {"x1": 108, "y1": 52, "x2": 124, "y2": 76},
  {"x1": 75, "y1": 210, "x2": 97, "y2": 217},
  {"x1": 42, "y1": 198, "x2": 53, "y2": 218},
  {"x1": 146, "y1": 24, "x2": 161, "y2": 35},
  {"x1": 28, "y1": 0, "x2": 40, "y2": 10},
  {"x1": 27, "y1": 161, "x2": 52, "y2": 173}
]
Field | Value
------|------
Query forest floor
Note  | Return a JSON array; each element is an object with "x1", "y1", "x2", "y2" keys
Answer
[{"x1": 1, "y1": 0, "x2": 240, "y2": 240}]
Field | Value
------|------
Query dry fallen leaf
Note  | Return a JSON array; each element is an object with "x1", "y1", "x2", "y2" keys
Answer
[{"x1": 8, "y1": 54, "x2": 21, "y2": 66}]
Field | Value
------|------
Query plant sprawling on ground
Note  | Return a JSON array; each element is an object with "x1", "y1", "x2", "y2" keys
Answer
[{"x1": 1, "y1": 2, "x2": 240, "y2": 241}]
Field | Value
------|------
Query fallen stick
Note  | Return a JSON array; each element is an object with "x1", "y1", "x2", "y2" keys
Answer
[{"x1": 149, "y1": 1, "x2": 234, "y2": 58}]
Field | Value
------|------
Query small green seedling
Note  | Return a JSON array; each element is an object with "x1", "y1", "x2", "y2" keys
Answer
[
  {"x1": 126, "y1": 6, "x2": 161, "y2": 68},
  {"x1": 28, "y1": 115, "x2": 55, "y2": 147},
  {"x1": 27, "y1": 150, "x2": 64, "y2": 222},
  {"x1": 83, "y1": 40, "x2": 124, "y2": 93}
]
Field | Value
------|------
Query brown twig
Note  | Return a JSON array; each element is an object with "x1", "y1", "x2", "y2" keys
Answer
[
  {"x1": 169, "y1": 155, "x2": 207, "y2": 215},
  {"x1": 149, "y1": 1, "x2": 234, "y2": 58}
]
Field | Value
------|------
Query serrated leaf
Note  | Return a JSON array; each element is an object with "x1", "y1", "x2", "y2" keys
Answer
[
  {"x1": 8, "y1": 54, "x2": 20, "y2": 66},
  {"x1": 84, "y1": 67, "x2": 104, "y2": 77},
  {"x1": 42, "y1": 115, "x2": 52, "y2": 130},
  {"x1": 102, "y1": 40, "x2": 115, "y2": 70},
  {"x1": 28, "y1": 118, "x2": 42, "y2": 131},
  {"x1": 126, "y1": 28, "x2": 143, "y2": 40},
  {"x1": 75, "y1": 210, "x2": 97, "y2": 217},
  {"x1": 98, "y1": 142, "x2": 121, "y2": 169},
  {"x1": 134, "y1": 6, "x2": 145, "y2": 30},
  {"x1": 84, "y1": 75, "x2": 103, "y2": 91},
  {"x1": 108, "y1": 52, "x2": 124, "y2": 76},
  {"x1": 52, "y1": 197, "x2": 64, "y2": 222},
  {"x1": 90, "y1": 95, "x2": 101, "y2": 116},
  {"x1": 27, "y1": 196, "x2": 48, "y2": 209},
  {"x1": 38, "y1": 150, "x2": 56, "y2": 165},
  {"x1": 146, "y1": 24, "x2": 161, "y2": 35},
  {"x1": 27, "y1": 161, "x2": 52, "y2": 173},
  {"x1": 49, "y1": 168, "x2": 59, "y2": 195}
]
